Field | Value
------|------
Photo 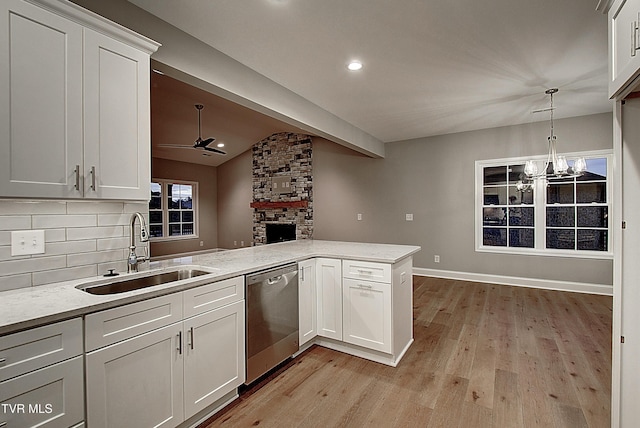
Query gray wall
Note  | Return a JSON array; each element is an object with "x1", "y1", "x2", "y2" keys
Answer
[
  {"x1": 214, "y1": 112, "x2": 613, "y2": 286},
  {"x1": 313, "y1": 112, "x2": 613, "y2": 285},
  {"x1": 150, "y1": 158, "x2": 218, "y2": 257},
  {"x1": 217, "y1": 150, "x2": 253, "y2": 250}
]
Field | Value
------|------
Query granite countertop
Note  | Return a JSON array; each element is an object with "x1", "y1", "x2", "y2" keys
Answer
[{"x1": 0, "y1": 240, "x2": 420, "y2": 336}]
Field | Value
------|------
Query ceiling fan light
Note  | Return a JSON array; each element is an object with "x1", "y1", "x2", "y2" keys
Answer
[
  {"x1": 347, "y1": 61, "x2": 363, "y2": 71},
  {"x1": 217, "y1": 143, "x2": 225, "y2": 148}
]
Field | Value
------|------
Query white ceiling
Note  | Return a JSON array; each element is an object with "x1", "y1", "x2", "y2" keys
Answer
[{"x1": 133, "y1": 0, "x2": 610, "y2": 148}]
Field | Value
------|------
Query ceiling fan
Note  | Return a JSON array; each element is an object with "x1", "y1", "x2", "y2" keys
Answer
[{"x1": 158, "y1": 104, "x2": 226, "y2": 155}]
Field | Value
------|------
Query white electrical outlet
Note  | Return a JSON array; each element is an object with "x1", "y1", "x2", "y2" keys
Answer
[
  {"x1": 241, "y1": 241, "x2": 244, "y2": 246},
  {"x1": 357, "y1": 213, "x2": 362, "y2": 221},
  {"x1": 400, "y1": 271, "x2": 406, "y2": 284},
  {"x1": 406, "y1": 213, "x2": 414, "y2": 221},
  {"x1": 234, "y1": 241, "x2": 237, "y2": 246},
  {"x1": 11, "y1": 230, "x2": 45, "y2": 256},
  {"x1": 200, "y1": 241, "x2": 204, "y2": 247},
  {"x1": 434, "y1": 255, "x2": 440, "y2": 263}
]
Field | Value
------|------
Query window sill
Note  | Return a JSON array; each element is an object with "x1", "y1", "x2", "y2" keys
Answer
[
  {"x1": 150, "y1": 234, "x2": 199, "y2": 243},
  {"x1": 476, "y1": 246, "x2": 613, "y2": 260}
]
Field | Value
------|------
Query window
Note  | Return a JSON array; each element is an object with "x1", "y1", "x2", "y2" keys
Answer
[
  {"x1": 149, "y1": 179, "x2": 198, "y2": 240},
  {"x1": 476, "y1": 151, "x2": 612, "y2": 258}
]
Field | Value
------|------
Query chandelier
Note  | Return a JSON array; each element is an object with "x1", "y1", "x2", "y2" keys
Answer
[{"x1": 516, "y1": 88, "x2": 586, "y2": 192}]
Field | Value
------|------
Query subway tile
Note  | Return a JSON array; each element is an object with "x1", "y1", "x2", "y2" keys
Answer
[
  {"x1": 45, "y1": 229, "x2": 67, "y2": 243},
  {"x1": 32, "y1": 214, "x2": 97, "y2": 229},
  {"x1": 66, "y1": 226, "x2": 123, "y2": 241},
  {"x1": 32, "y1": 240, "x2": 96, "y2": 258},
  {"x1": 123, "y1": 203, "x2": 149, "y2": 214},
  {"x1": 32, "y1": 265, "x2": 97, "y2": 286},
  {"x1": 0, "y1": 273, "x2": 32, "y2": 292},
  {"x1": 67, "y1": 201, "x2": 124, "y2": 215},
  {"x1": 67, "y1": 249, "x2": 124, "y2": 267},
  {"x1": 0, "y1": 255, "x2": 67, "y2": 276},
  {"x1": 0, "y1": 200, "x2": 66, "y2": 215},
  {"x1": 0, "y1": 246, "x2": 31, "y2": 261},
  {"x1": 97, "y1": 237, "x2": 129, "y2": 251},
  {"x1": 98, "y1": 213, "x2": 130, "y2": 227},
  {"x1": 0, "y1": 232, "x2": 10, "y2": 246},
  {"x1": 0, "y1": 216, "x2": 32, "y2": 231},
  {"x1": 98, "y1": 260, "x2": 127, "y2": 276}
]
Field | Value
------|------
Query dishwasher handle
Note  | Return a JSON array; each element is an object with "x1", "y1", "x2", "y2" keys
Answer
[{"x1": 267, "y1": 275, "x2": 283, "y2": 285}]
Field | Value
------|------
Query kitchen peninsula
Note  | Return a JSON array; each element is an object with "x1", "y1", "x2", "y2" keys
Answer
[{"x1": 0, "y1": 240, "x2": 419, "y2": 428}]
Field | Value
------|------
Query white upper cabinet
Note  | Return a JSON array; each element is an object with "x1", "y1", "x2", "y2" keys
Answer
[
  {"x1": 83, "y1": 29, "x2": 151, "y2": 200},
  {"x1": 609, "y1": 0, "x2": 640, "y2": 98},
  {"x1": 0, "y1": 0, "x2": 83, "y2": 198},
  {"x1": 0, "y1": 0, "x2": 159, "y2": 200}
]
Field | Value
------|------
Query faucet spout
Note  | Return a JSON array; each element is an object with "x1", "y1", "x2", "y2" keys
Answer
[{"x1": 128, "y1": 212, "x2": 149, "y2": 273}]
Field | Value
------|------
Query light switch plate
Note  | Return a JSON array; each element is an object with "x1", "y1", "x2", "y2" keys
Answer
[
  {"x1": 11, "y1": 230, "x2": 45, "y2": 256},
  {"x1": 406, "y1": 213, "x2": 414, "y2": 221}
]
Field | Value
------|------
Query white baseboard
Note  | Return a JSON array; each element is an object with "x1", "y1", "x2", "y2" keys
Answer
[{"x1": 413, "y1": 267, "x2": 613, "y2": 296}]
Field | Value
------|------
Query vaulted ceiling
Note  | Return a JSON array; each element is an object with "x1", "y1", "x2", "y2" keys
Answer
[{"x1": 134, "y1": 0, "x2": 610, "y2": 164}]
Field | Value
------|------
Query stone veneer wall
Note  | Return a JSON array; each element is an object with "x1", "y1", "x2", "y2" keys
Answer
[{"x1": 252, "y1": 133, "x2": 313, "y2": 245}]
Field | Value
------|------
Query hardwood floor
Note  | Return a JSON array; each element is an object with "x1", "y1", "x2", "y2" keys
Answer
[{"x1": 201, "y1": 276, "x2": 612, "y2": 428}]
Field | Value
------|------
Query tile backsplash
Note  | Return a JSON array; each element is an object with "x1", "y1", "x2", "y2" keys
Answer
[{"x1": 0, "y1": 200, "x2": 149, "y2": 291}]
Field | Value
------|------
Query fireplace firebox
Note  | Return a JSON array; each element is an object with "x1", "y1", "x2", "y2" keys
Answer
[{"x1": 266, "y1": 223, "x2": 296, "y2": 244}]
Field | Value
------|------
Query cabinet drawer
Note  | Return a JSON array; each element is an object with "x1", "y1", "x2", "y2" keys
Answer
[
  {"x1": 183, "y1": 276, "x2": 244, "y2": 318},
  {"x1": 85, "y1": 293, "x2": 183, "y2": 352},
  {"x1": 342, "y1": 260, "x2": 391, "y2": 283},
  {"x1": 0, "y1": 318, "x2": 82, "y2": 382},
  {"x1": 0, "y1": 356, "x2": 84, "y2": 428}
]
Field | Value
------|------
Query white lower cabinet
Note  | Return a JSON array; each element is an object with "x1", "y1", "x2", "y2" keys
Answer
[
  {"x1": 316, "y1": 258, "x2": 343, "y2": 340},
  {"x1": 0, "y1": 356, "x2": 84, "y2": 428},
  {"x1": 85, "y1": 278, "x2": 246, "y2": 427},
  {"x1": 342, "y1": 278, "x2": 391, "y2": 353},
  {"x1": 85, "y1": 322, "x2": 184, "y2": 428},
  {"x1": 298, "y1": 259, "x2": 317, "y2": 346},
  {"x1": 0, "y1": 318, "x2": 84, "y2": 428},
  {"x1": 183, "y1": 300, "x2": 245, "y2": 418}
]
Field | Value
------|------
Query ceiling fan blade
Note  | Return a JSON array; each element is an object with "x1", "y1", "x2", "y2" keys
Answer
[
  {"x1": 203, "y1": 146, "x2": 227, "y2": 155},
  {"x1": 194, "y1": 137, "x2": 216, "y2": 148},
  {"x1": 157, "y1": 144, "x2": 195, "y2": 149}
]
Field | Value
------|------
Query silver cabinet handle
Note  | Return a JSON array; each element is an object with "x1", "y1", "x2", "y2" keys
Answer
[
  {"x1": 0, "y1": 357, "x2": 6, "y2": 366},
  {"x1": 90, "y1": 166, "x2": 96, "y2": 191},
  {"x1": 357, "y1": 269, "x2": 373, "y2": 274},
  {"x1": 0, "y1": 421, "x2": 7, "y2": 427},
  {"x1": 189, "y1": 327, "x2": 194, "y2": 350},
  {"x1": 358, "y1": 283, "x2": 373, "y2": 288},
  {"x1": 177, "y1": 331, "x2": 182, "y2": 355},
  {"x1": 74, "y1": 165, "x2": 80, "y2": 191}
]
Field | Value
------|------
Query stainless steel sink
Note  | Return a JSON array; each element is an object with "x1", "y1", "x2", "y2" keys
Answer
[{"x1": 77, "y1": 268, "x2": 212, "y2": 295}]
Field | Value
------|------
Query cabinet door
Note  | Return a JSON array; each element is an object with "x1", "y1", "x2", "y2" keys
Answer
[
  {"x1": 0, "y1": 356, "x2": 84, "y2": 428},
  {"x1": 183, "y1": 300, "x2": 245, "y2": 418},
  {"x1": 316, "y1": 258, "x2": 342, "y2": 340},
  {"x1": 83, "y1": 29, "x2": 151, "y2": 200},
  {"x1": 0, "y1": 318, "x2": 82, "y2": 382},
  {"x1": 610, "y1": 0, "x2": 640, "y2": 97},
  {"x1": 85, "y1": 322, "x2": 184, "y2": 428},
  {"x1": 299, "y1": 259, "x2": 317, "y2": 346},
  {"x1": 0, "y1": 0, "x2": 83, "y2": 198},
  {"x1": 343, "y1": 278, "x2": 391, "y2": 353}
]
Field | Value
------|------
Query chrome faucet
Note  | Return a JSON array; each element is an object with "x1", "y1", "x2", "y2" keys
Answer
[{"x1": 127, "y1": 212, "x2": 149, "y2": 273}]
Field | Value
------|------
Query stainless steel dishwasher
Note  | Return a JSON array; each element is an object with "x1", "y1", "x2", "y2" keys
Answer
[{"x1": 245, "y1": 263, "x2": 299, "y2": 384}]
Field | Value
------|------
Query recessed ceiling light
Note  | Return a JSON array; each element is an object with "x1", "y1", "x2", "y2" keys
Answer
[
  {"x1": 347, "y1": 61, "x2": 363, "y2": 71},
  {"x1": 217, "y1": 143, "x2": 225, "y2": 148}
]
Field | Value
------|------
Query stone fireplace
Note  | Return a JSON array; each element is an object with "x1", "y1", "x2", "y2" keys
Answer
[{"x1": 251, "y1": 132, "x2": 313, "y2": 245}]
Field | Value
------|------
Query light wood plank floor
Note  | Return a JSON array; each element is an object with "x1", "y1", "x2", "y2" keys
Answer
[{"x1": 201, "y1": 276, "x2": 612, "y2": 428}]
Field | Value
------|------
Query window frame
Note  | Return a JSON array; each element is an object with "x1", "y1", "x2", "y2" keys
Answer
[
  {"x1": 475, "y1": 150, "x2": 613, "y2": 259},
  {"x1": 149, "y1": 178, "x2": 199, "y2": 242}
]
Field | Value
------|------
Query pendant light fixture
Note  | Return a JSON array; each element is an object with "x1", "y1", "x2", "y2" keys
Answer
[{"x1": 516, "y1": 88, "x2": 586, "y2": 192}]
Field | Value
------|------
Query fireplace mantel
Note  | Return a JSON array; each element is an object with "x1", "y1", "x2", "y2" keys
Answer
[{"x1": 250, "y1": 200, "x2": 309, "y2": 209}]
